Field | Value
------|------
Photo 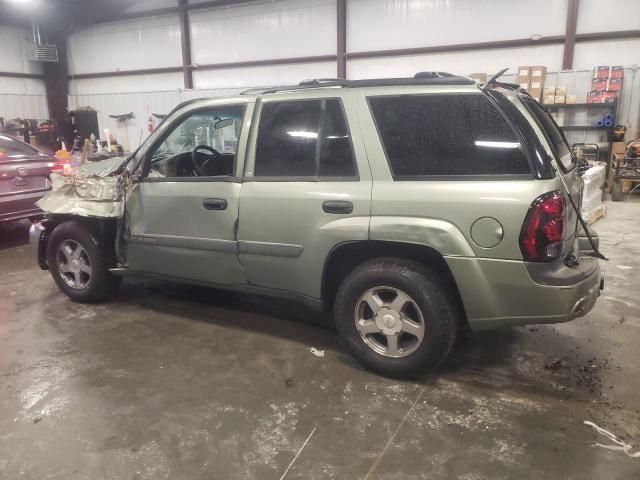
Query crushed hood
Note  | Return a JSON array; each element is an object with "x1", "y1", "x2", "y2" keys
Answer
[{"x1": 36, "y1": 156, "x2": 128, "y2": 218}]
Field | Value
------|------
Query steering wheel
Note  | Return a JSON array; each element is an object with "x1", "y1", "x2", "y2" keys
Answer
[{"x1": 191, "y1": 145, "x2": 222, "y2": 176}]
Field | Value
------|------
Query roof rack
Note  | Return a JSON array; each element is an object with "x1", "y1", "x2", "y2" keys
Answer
[{"x1": 240, "y1": 72, "x2": 475, "y2": 95}]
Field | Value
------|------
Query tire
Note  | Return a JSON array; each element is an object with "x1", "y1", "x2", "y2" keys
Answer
[
  {"x1": 46, "y1": 220, "x2": 121, "y2": 303},
  {"x1": 611, "y1": 181, "x2": 623, "y2": 202},
  {"x1": 334, "y1": 257, "x2": 457, "y2": 379}
]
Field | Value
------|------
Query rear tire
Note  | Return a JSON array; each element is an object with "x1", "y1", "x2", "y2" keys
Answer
[
  {"x1": 47, "y1": 220, "x2": 121, "y2": 303},
  {"x1": 611, "y1": 181, "x2": 623, "y2": 202},
  {"x1": 334, "y1": 257, "x2": 457, "y2": 378}
]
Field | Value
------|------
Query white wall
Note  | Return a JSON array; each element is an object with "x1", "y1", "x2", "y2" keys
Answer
[
  {"x1": 64, "y1": 0, "x2": 640, "y2": 149},
  {"x1": 0, "y1": 25, "x2": 49, "y2": 119},
  {"x1": 67, "y1": 15, "x2": 182, "y2": 75}
]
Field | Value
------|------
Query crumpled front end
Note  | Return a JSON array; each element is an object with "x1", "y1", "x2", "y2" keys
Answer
[{"x1": 35, "y1": 157, "x2": 127, "y2": 218}]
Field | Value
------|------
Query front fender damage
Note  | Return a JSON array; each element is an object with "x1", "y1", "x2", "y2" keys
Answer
[{"x1": 36, "y1": 156, "x2": 129, "y2": 219}]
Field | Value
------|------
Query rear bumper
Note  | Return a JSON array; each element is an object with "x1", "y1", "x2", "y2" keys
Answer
[
  {"x1": 0, "y1": 190, "x2": 47, "y2": 223},
  {"x1": 446, "y1": 256, "x2": 602, "y2": 331}
]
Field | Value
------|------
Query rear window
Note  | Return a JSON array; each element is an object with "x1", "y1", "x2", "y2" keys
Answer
[
  {"x1": 523, "y1": 99, "x2": 575, "y2": 171},
  {"x1": 368, "y1": 94, "x2": 531, "y2": 178},
  {"x1": 0, "y1": 135, "x2": 39, "y2": 156}
]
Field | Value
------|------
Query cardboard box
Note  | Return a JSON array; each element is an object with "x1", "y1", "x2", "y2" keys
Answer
[
  {"x1": 591, "y1": 78, "x2": 607, "y2": 92},
  {"x1": 606, "y1": 77, "x2": 623, "y2": 92},
  {"x1": 530, "y1": 66, "x2": 547, "y2": 80},
  {"x1": 554, "y1": 95, "x2": 565, "y2": 104},
  {"x1": 610, "y1": 66, "x2": 624, "y2": 79},
  {"x1": 543, "y1": 86, "x2": 556, "y2": 96},
  {"x1": 529, "y1": 88, "x2": 542, "y2": 101},
  {"x1": 468, "y1": 73, "x2": 487, "y2": 82},
  {"x1": 543, "y1": 94, "x2": 556, "y2": 105},
  {"x1": 565, "y1": 94, "x2": 576, "y2": 104},
  {"x1": 518, "y1": 82, "x2": 529, "y2": 91},
  {"x1": 587, "y1": 90, "x2": 602, "y2": 104},
  {"x1": 602, "y1": 91, "x2": 618, "y2": 103},
  {"x1": 517, "y1": 66, "x2": 531, "y2": 86},
  {"x1": 530, "y1": 80, "x2": 543, "y2": 90},
  {"x1": 593, "y1": 66, "x2": 610, "y2": 79},
  {"x1": 555, "y1": 86, "x2": 567, "y2": 96}
]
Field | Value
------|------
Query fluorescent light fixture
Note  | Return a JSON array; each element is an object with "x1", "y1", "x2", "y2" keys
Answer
[
  {"x1": 287, "y1": 131, "x2": 317, "y2": 139},
  {"x1": 475, "y1": 141, "x2": 520, "y2": 149}
]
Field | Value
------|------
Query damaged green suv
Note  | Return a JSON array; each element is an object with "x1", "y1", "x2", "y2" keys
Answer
[{"x1": 30, "y1": 73, "x2": 603, "y2": 377}]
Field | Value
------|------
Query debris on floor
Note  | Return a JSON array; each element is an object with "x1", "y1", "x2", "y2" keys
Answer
[
  {"x1": 584, "y1": 420, "x2": 640, "y2": 458},
  {"x1": 309, "y1": 347, "x2": 325, "y2": 358}
]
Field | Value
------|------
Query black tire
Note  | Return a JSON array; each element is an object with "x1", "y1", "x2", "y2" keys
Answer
[
  {"x1": 611, "y1": 181, "x2": 623, "y2": 202},
  {"x1": 47, "y1": 220, "x2": 121, "y2": 303},
  {"x1": 334, "y1": 257, "x2": 457, "y2": 379}
]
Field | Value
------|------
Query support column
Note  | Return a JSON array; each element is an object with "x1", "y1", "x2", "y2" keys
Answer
[
  {"x1": 179, "y1": 0, "x2": 194, "y2": 89},
  {"x1": 562, "y1": 0, "x2": 580, "y2": 70},
  {"x1": 337, "y1": 0, "x2": 347, "y2": 79},
  {"x1": 42, "y1": 28, "x2": 71, "y2": 145}
]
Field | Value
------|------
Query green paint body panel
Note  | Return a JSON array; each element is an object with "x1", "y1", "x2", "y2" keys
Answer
[{"x1": 116, "y1": 85, "x2": 601, "y2": 331}]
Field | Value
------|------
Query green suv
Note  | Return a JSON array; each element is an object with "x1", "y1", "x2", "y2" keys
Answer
[{"x1": 30, "y1": 73, "x2": 603, "y2": 377}]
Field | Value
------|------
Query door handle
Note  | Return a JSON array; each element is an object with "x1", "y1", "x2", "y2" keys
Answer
[
  {"x1": 202, "y1": 198, "x2": 228, "y2": 210},
  {"x1": 322, "y1": 200, "x2": 353, "y2": 214}
]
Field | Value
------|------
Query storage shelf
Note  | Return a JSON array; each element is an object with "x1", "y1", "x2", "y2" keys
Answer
[
  {"x1": 546, "y1": 102, "x2": 617, "y2": 109},
  {"x1": 560, "y1": 125, "x2": 611, "y2": 131}
]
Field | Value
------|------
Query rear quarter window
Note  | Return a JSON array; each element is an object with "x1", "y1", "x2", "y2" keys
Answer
[
  {"x1": 0, "y1": 135, "x2": 39, "y2": 156},
  {"x1": 368, "y1": 94, "x2": 532, "y2": 178}
]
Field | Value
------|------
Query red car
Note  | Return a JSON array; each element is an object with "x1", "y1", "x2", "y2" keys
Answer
[{"x1": 0, "y1": 134, "x2": 58, "y2": 223}]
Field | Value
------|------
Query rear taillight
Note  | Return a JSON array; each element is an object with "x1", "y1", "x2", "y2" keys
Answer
[
  {"x1": 48, "y1": 161, "x2": 65, "y2": 173},
  {"x1": 520, "y1": 191, "x2": 566, "y2": 262}
]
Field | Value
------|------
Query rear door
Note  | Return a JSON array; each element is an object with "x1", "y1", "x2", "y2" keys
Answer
[
  {"x1": 0, "y1": 135, "x2": 52, "y2": 221},
  {"x1": 237, "y1": 93, "x2": 371, "y2": 300}
]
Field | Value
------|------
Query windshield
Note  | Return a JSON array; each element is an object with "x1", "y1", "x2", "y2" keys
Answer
[
  {"x1": 0, "y1": 135, "x2": 40, "y2": 156},
  {"x1": 523, "y1": 98, "x2": 575, "y2": 171}
]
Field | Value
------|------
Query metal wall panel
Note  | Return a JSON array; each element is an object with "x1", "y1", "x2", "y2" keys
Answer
[
  {"x1": 0, "y1": 93, "x2": 49, "y2": 120},
  {"x1": 347, "y1": 44, "x2": 565, "y2": 79},
  {"x1": 190, "y1": 0, "x2": 336, "y2": 65},
  {"x1": 577, "y1": 0, "x2": 640, "y2": 34},
  {"x1": 347, "y1": 0, "x2": 567, "y2": 53},
  {"x1": 67, "y1": 15, "x2": 183, "y2": 75},
  {"x1": 192, "y1": 61, "x2": 336, "y2": 88},
  {"x1": 69, "y1": 73, "x2": 184, "y2": 95},
  {"x1": 573, "y1": 39, "x2": 640, "y2": 71},
  {"x1": 0, "y1": 26, "x2": 44, "y2": 75}
]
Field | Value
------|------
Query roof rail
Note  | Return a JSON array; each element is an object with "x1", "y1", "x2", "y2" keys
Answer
[
  {"x1": 414, "y1": 71, "x2": 456, "y2": 78},
  {"x1": 240, "y1": 74, "x2": 475, "y2": 95}
]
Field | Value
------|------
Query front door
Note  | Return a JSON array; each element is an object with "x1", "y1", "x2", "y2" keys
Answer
[{"x1": 124, "y1": 101, "x2": 252, "y2": 286}]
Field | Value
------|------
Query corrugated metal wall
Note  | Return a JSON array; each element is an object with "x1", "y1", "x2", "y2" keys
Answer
[
  {"x1": 25, "y1": 0, "x2": 639, "y2": 149},
  {"x1": 0, "y1": 26, "x2": 49, "y2": 121}
]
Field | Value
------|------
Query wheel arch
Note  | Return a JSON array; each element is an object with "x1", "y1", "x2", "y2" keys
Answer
[
  {"x1": 39, "y1": 215, "x2": 119, "y2": 268},
  {"x1": 321, "y1": 240, "x2": 468, "y2": 327}
]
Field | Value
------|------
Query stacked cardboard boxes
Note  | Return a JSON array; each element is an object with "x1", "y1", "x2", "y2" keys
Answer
[
  {"x1": 542, "y1": 86, "x2": 576, "y2": 105},
  {"x1": 517, "y1": 65, "x2": 546, "y2": 101},
  {"x1": 588, "y1": 66, "x2": 624, "y2": 104}
]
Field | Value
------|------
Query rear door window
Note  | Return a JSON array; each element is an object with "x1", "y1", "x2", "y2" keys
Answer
[
  {"x1": 522, "y1": 98, "x2": 575, "y2": 171},
  {"x1": 368, "y1": 94, "x2": 531, "y2": 178},
  {"x1": 0, "y1": 135, "x2": 39, "y2": 156},
  {"x1": 254, "y1": 99, "x2": 357, "y2": 179}
]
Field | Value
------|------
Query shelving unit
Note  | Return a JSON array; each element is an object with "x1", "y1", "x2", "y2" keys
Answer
[{"x1": 546, "y1": 101, "x2": 618, "y2": 134}]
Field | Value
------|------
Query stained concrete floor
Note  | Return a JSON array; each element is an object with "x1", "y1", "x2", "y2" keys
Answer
[{"x1": 0, "y1": 199, "x2": 639, "y2": 480}]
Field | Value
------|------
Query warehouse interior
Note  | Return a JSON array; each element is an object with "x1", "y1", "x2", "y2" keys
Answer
[{"x1": 1, "y1": 0, "x2": 640, "y2": 478}]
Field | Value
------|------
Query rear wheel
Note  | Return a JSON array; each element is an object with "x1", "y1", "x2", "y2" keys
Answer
[
  {"x1": 334, "y1": 258, "x2": 457, "y2": 378},
  {"x1": 47, "y1": 220, "x2": 121, "y2": 303},
  {"x1": 611, "y1": 181, "x2": 623, "y2": 202}
]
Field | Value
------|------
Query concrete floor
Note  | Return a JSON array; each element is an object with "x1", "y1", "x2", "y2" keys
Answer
[{"x1": 0, "y1": 200, "x2": 639, "y2": 480}]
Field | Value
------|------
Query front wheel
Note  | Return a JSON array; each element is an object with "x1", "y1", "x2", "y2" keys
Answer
[
  {"x1": 334, "y1": 258, "x2": 457, "y2": 378},
  {"x1": 46, "y1": 220, "x2": 121, "y2": 303}
]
